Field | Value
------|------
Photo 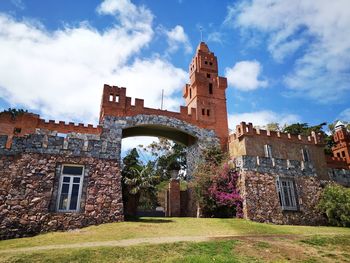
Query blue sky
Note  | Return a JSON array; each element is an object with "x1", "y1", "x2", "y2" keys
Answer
[{"x1": 0, "y1": 0, "x2": 350, "y2": 151}]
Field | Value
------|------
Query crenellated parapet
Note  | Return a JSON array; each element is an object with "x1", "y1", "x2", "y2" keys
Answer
[
  {"x1": 99, "y1": 84, "x2": 201, "y2": 126},
  {"x1": 234, "y1": 155, "x2": 316, "y2": 177},
  {"x1": 230, "y1": 122, "x2": 324, "y2": 145},
  {"x1": 0, "y1": 133, "x2": 119, "y2": 160}
]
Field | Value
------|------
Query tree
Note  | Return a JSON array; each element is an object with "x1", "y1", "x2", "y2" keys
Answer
[
  {"x1": 318, "y1": 184, "x2": 350, "y2": 227},
  {"x1": 144, "y1": 138, "x2": 187, "y2": 180},
  {"x1": 266, "y1": 122, "x2": 281, "y2": 131},
  {"x1": 191, "y1": 146, "x2": 242, "y2": 218},
  {"x1": 121, "y1": 148, "x2": 159, "y2": 217},
  {"x1": 282, "y1": 122, "x2": 327, "y2": 136}
]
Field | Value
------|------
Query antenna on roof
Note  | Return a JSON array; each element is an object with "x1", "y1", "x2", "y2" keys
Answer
[
  {"x1": 199, "y1": 26, "x2": 203, "y2": 41},
  {"x1": 161, "y1": 89, "x2": 164, "y2": 110}
]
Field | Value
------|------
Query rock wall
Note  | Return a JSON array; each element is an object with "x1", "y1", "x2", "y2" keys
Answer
[
  {"x1": 0, "y1": 133, "x2": 123, "y2": 239},
  {"x1": 238, "y1": 171, "x2": 326, "y2": 225},
  {"x1": 0, "y1": 153, "x2": 123, "y2": 239}
]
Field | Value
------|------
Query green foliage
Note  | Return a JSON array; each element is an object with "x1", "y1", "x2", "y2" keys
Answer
[
  {"x1": 318, "y1": 184, "x2": 350, "y2": 227},
  {"x1": 1, "y1": 108, "x2": 28, "y2": 119},
  {"x1": 144, "y1": 138, "x2": 187, "y2": 180},
  {"x1": 191, "y1": 146, "x2": 241, "y2": 218},
  {"x1": 122, "y1": 148, "x2": 160, "y2": 213},
  {"x1": 282, "y1": 122, "x2": 327, "y2": 136}
]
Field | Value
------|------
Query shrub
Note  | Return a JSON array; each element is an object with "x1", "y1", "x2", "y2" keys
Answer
[
  {"x1": 318, "y1": 184, "x2": 350, "y2": 227},
  {"x1": 191, "y1": 147, "x2": 242, "y2": 218}
]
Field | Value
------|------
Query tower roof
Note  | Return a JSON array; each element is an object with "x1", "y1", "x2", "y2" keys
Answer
[
  {"x1": 196, "y1": 42, "x2": 210, "y2": 53},
  {"x1": 335, "y1": 120, "x2": 345, "y2": 130}
]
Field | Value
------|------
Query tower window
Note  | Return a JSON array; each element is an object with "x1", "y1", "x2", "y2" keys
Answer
[
  {"x1": 207, "y1": 109, "x2": 210, "y2": 116},
  {"x1": 342, "y1": 151, "x2": 346, "y2": 157},
  {"x1": 207, "y1": 73, "x2": 210, "y2": 78},
  {"x1": 109, "y1": 94, "x2": 114, "y2": 102},
  {"x1": 202, "y1": 109, "x2": 205, "y2": 115},
  {"x1": 204, "y1": 61, "x2": 208, "y2": 65},
  {"x1": 209, "y1": 62, "x2": 213, "y2": 66},
  {"x1": 209, "y1": 83, "x2": 213, "y2": 94},
  {"x1": 190, "y1": 88, "x2": 192, "y2": 99}
]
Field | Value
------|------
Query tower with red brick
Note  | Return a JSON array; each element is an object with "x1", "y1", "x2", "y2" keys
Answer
[
  {"x1": 183, "y1": 42, "x2": 229, "y2": 147},
  {"x1": 332, "y1": 121, "x2": 350, "y2": 166}
]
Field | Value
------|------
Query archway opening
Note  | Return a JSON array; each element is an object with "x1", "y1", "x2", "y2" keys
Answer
[{"x1": 121, "y1": 130, "x2": 194, "y2": 218}]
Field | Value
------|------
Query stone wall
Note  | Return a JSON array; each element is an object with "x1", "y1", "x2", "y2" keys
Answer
[
  {"x1": 0, "y1": 153, "x2": 123, "y2": 239},
  {"x1": 0, "y1": 133, "x2": 123, "y2": 239},
  {"x1": 238, "y1": 170, "x2": 326, "y2": 225},
  {"x1": 328, "y1": 168, "x2": 350, "y2": 186},
  {"x1": 234, "y1": 156, "x2": 327, "y2": 225}
]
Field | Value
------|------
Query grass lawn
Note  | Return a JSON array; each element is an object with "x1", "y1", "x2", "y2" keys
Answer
[{"x1": 1, "y1": 217, "x2": 350, "y2": 262}]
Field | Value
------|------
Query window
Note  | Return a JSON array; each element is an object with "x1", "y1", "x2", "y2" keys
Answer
[
  {"x1": 207, "y1": 73, "x2": 211, "y2": 78},
  {"x1": 115, "y1": 95, "x2": 119, "y2": 103},
  {"x1": 342, "y1": 151, "x2": 346, "y2": 157},
  {"x1": 264, "y1": 144, "x2": 272, "y2": 158},
  {"x1": 302, "y1": 148, "x2": 310, "y2": 162},
  {"x1": 204, "y1": 61, "x2": 208, "y2": 65},
  {"x1": 190, "y1": 88, "x2": 192, "y2": 99},
  {"x1": 209, "y1": 62, "x2": 213, "y2": 66},
  {"x1": 207, "y1": 109, "x2": 210, "y2": 116},
  {"x1": 13, "y1": 127, "x2": 21, "y2": 135},
  {"x1": 202, "y1": 109, "x2": 205, "y2": 115},
  {"x1": 276, "y1": 178, "x2": 298, "y2": 211},
  {"x1": 209, "y1": 83, "x2": 213, "y2": 94},
  {"x1": 109, "y1": 94, "x2": 114, "y2": 102},
  {"x1": 57, "y1": 165, "x2": 84, "y2": 212}
]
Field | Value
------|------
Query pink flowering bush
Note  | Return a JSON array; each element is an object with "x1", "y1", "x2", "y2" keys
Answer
[{"x1": 192, "y1": 147, "x2": 242, "y2": 218}]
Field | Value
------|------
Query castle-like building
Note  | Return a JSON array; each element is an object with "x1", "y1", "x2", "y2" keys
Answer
[{"x1": 0, "y1": 42, "x2": 349, "y2": 239}]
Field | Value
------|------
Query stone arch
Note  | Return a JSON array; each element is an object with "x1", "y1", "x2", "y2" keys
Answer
[{"x1": 102, "y1": 114, "x2": 220, "y2": 177}]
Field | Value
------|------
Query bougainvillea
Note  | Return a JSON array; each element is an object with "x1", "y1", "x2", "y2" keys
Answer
[
  {"x1": 192, "y1": 151, "x2": 243, "y2": 218},
  {"x1": 207, "y1": 162, "x2": 243, "y2": 218}
]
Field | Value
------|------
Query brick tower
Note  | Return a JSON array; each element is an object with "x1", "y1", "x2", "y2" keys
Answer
[
  {"x1": 332, "y1": 121, "x2": 350, "y2": 166},
  {"x1": 183, "y1": 42, "x2": 229, "y2": 148}
]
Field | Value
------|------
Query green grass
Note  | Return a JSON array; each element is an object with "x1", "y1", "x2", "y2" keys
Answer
[
  {"x1": 1, "y1": 217, "x2": 349, "y2": 251},
  {"x1": 1, "y1": 240, "x2": 257, "y2": 263},
  {"x1": 1, "y1": 217, "x2": 350, "y2": 263}
]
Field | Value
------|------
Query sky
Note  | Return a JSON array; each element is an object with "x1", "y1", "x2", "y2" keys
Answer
[{"x1": 0, "y1": 0, "x2": 350, "y2": 151}]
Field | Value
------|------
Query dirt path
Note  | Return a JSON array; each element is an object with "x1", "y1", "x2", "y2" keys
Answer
[{"x1": 0, "y1": 234, "x2": 301, "y2": 254}]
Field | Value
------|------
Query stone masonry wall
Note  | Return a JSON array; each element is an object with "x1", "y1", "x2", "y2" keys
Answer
[
  {"x1": 235, "y1": 156, "x2": 326, "y2": 225},
  {"x1": 0, "y1": 133, "x2": 123, "y2": 239},
  {"x1": 238, "y1": 171, "x2": 326, "y2": 225},
  {"x1": 0, "y1": 153, "x2": 123, "y2": 239}
]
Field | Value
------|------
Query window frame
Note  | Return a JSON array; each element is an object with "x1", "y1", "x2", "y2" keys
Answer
[
  {"x1": 276, "y1": 178, "x2": 298, "y2": 211},
  {"x1": 57, "y1": 164, "x2": 84, "y2": 213},
  {"x1": 264, "y1": 144, "x2": 273, "y2": 158}
]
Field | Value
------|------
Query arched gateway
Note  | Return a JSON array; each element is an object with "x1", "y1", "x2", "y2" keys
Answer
[
  {"x1": 98, "y1": 42, "x2": 229, "y2": 174},
  {"x1": 0, "y1": 42, "x2": 229, "y2": 238}
]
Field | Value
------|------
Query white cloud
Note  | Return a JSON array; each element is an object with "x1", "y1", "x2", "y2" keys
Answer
[
  {"x1": 339, "y1": 108, "x2": 350, "y2": 122},
  {"x1": 0, "y1": 0, "x2": 187, "y2": 124},
  {"x1": 164, "y1": 25, "x2": 192, "y2": 54},
  {"x1": 207, "y1": 31, "x2": 223, "y2": 44},
  {"x1": 228, "y1": 110, "x2": 301, "y2": 130},
  {"x1": 225, "y1": 0, "x2": 350, "y2": 103},
  {"x1": 96, "y1": 0, "x2": 153, "y2": 31},
  {"x1": 225, "y1": 60, "x2": 268, "y2": 91}
]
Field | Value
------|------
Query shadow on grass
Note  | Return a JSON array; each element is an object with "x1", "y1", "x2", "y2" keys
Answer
[{"x1": 125, "y1": 216, "x2": 174, "y2": 224}]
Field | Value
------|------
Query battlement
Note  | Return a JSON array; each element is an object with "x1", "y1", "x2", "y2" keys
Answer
[
  {"x1": 37, "y1": 119, "x2": 102, "y2": 134},
  {"x1": 234, "y1": 155, "x2": 316, "y2": 177},
  {"x1": 0, "y1": 133, "x2": 119, "y2": 160},
  {"x1": 326, "y1": 156, "x2": 349, "y2": 169},
  {"x1": 230, "y1": 122, "x2": 324, "y2": 145},
  {"x1": 99, "y1": 84, "x2": 206, "y2": 126}
]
